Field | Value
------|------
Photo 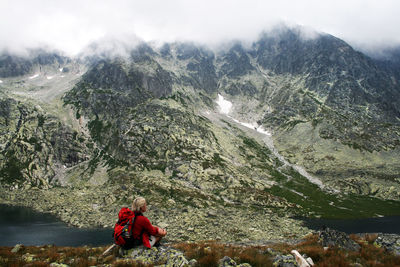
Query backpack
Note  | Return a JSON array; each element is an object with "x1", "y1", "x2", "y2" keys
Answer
[{"x1": 113, "y1": 207, "x2": 141, "y2": 247}]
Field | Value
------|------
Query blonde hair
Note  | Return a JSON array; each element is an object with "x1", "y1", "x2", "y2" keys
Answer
[{"x1": 132, "y1": 197, "x2": 146, "y2": 212}]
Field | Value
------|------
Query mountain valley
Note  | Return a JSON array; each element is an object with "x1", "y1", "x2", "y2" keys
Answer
[{"x1": 1, "y1": 26, "x2": 400, "y2": 242}]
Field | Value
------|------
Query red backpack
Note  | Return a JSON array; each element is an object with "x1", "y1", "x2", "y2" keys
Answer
[{"x1": 113, "y1": 207, "x2": 139, "y2": 246}]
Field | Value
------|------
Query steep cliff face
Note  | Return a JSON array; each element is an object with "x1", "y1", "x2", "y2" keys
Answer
[
  {"x1": 1, "y1": 27, "x2": 400, "y2": 232},
  {"x1": 0, "y1": 51, "x2": 68, "y2": 78},
  {"x1": 371, "y1": 46, "x2": 400, "y2": 84},
  {"x1": 235, "y1": 29, "x2": 400, "y2": 197},
  {"x1": 219, "y1": 28, "x2": 400, "y2": 151},
  {"x1": 0, "y1": 95, "x2": 89, "y2": 188}
]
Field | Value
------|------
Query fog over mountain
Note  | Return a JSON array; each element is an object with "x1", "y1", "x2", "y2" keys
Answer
[{"x1": 1, "y1": 0, "x2": 400, "y2": 56}]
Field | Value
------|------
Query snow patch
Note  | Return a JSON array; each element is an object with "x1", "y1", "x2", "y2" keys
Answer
[
  {"x1": 0, "y1": 80, "x2": 3, "y2": 83},
  {"x1": 29, "y1": 74, "x2": 39, "y2": 79},
  {"x1": 47, "y1": 76, "x2": 54, "y2": 80},
  {"x1": 240, "y1": 121, "x2": 257, "y2": 129},
  {"x1": 60, "y1": 75, "x2": 65, "y2": 78},
  {"x1": 216, "y1": 94, "x2": 232, "y2": 114},
  {"x1": 59, "y1": 68, "x2": 63, "y2": 72},
  {"x1": 215, "y1": 93, "x2": 324, "y2": 189},
  {"x1": 216, "y1": 94, "x2": 271, "y2": 136},
  {"x1": 231, "y1": 118, "x2": 272, "y2": 136},
  {"x1": 256, "y1": 126, "x2": 271, "y2": 136}
]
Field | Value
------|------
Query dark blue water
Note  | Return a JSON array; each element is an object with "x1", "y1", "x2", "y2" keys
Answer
[
  {"x1": 300, "y1": 216, "x2": 400, "y2": 234},
  {"x1": 0, "y1": 204, "x2": 113, "y2": 247},
  {"x1": 2, "y1": 204, "x2": 400, "y2": 247}
]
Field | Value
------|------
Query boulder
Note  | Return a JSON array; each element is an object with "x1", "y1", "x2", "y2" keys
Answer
[
  {"x1": 374, "y1": 233, "x2": 400, "y2": 256},
  {"x1": 218, "y1": 256, "x2": 252, "y2": 267},
  {"x1": 11, "y1": 244, "x2": 23, "y2": 253},
  {"x1": 318, "y1": 227, "x2": 360, "y2": 251},
  {"x1": 272, "y1": 254, "x2": 298, "y2": 267},
  {"x1": 120, "y1": 246, "x2": 189, "y2": 266},
  {"x1": 188, "y1": 259, "x2": 198, "y2": 266},
  {"x1": 22, "y1": 253, "x2": 35, "y2": 262},
  {"x1": 50, "y1": 263, "x2": 70, "y2": 267},
  {"x1": 219, "y1": 256, "x2": 237, "y2": 266}
]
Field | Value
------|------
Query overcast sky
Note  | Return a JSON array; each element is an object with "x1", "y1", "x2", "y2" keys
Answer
[{"x1": 1, "y1": 0, "x2": 400, "y2": 56}]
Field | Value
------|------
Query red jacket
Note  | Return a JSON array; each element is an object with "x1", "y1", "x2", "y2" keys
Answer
[{"x1": 132, "y1": 212, "x2": 159, "y2": 248}]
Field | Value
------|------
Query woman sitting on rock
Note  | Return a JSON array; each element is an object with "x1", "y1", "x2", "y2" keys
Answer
[{"x1": 130, "y1": 197, "x2": 167, "y2": 248}]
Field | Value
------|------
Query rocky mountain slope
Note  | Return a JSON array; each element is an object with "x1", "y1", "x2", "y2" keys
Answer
[{"x1": 1, "y1": 26, "x2": 400, "y2": 242}]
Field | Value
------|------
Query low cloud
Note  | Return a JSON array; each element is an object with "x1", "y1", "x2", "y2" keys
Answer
[{"x1": 1, "y1": 0, "x2": 400, "y2": 56}]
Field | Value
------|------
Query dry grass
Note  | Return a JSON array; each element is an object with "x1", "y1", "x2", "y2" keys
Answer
[
  {"x1": 173, "y1": 240, "x2": 272, "y2": 267},
  {"x1": 0, "y1": 245, "x2": 111, "y2": 267},
  {"x1": 23, "y1": 262, "x2": 49, "y2": 267},
  {"x1": 0, "y1": 244, "x2": 160, "y2": 267},
  {"x1": 365, "y1": 233, "x2": 379, "y2": 243},
  {"x1": 174, "y1": 234, "x2": 400, "y2": 267},
  {"x1": 293, "y1": 234, "x2": 400, "y2": 267},
  {"x1": 1, "y1": 234, "x2": 400, "y2": 267}
]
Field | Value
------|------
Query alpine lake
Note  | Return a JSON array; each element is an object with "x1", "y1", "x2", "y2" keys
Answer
[{"x1": 1, "y1": 204, "x2": 400, "y2": 246}]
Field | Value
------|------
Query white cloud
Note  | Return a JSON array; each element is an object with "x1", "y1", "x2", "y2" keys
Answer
[{"x1": 1, "y1": 0, "x2": 399, "y2": 56}]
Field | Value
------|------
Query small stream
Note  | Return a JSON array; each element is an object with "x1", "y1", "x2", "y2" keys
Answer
[
  {"x1": 215, "y1": 94, "x2": 324, "y2": 188},
  {"x1": 0, "y1": 204, "x2": 112, "y2": 247},
  {"x1": 213, "y1": 94, "x2": 400, "y2": 235}
]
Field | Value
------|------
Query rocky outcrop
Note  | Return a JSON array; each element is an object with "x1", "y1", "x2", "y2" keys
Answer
[
  {"x1": 374, "y1": 234, "x2": 400, "y2": 256},
  {"x1": 1, "y1": 25, "x2": 400, "y2": 235},
  {"x1": 0, "y1": 55, "x2": 32, "y2": 77},
  {"x1": 0, "y1": 51, "x2": 68, "y2": 78},
  {"x1": 120, "y1": 247, "x2": 255, "y2": 267},
  {"x1": 0, "y1": 97, "x2": 89, "y2": 188},
  {"x1": 318, "y1": 227, "x2": 360, "y2": 251},
  {"x1": 120, "y1": 246, "x2": 190, "y2": 266},
  {"x1": 272, "y1": 254, "x2": 298, "y2": 267},
  {"x1": 219, "y1": 256, "x2": 251, "y2": 267}
]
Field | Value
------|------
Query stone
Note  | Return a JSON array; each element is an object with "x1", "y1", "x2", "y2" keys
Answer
[
  {"x1": 121, "y1": 246, "x2": 189, "y2": 266},
  {"x1": 22, "y1": 253, "x2": 35, "y2": 262},
  {"x1": 205, "y1": 168, "x2": 219, "y2": 176},
  {"x1": 373, "y1": 233, "x2": 400, "y2": 256},
  {"x1": 318, "y1": 228, "x2": 360, "y2": 251},
  {"x1": 273, "y1": 254, "x2": 297, "y2": 267},
  {"x1": 219, "y1": 256, "x2": 237, "y2": 266},
  {"x1": 264, "y1": 247, "x2": 278, "y2": 256},
  {"x1": 207, "y1": 210, "x2": 218, "y2": 217},
  {"x1": 189, "y1": 259, "x2": 198, "y2": 266},
  {"x1": 50, "y1": 263, "x2": 70, "y2": 267},
  {"x1": 11, "y1": 244, "x2": 23, "y2": 253},
  {"x1": 167, "y1": 199, "x2": 176, "y2": 206}
]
